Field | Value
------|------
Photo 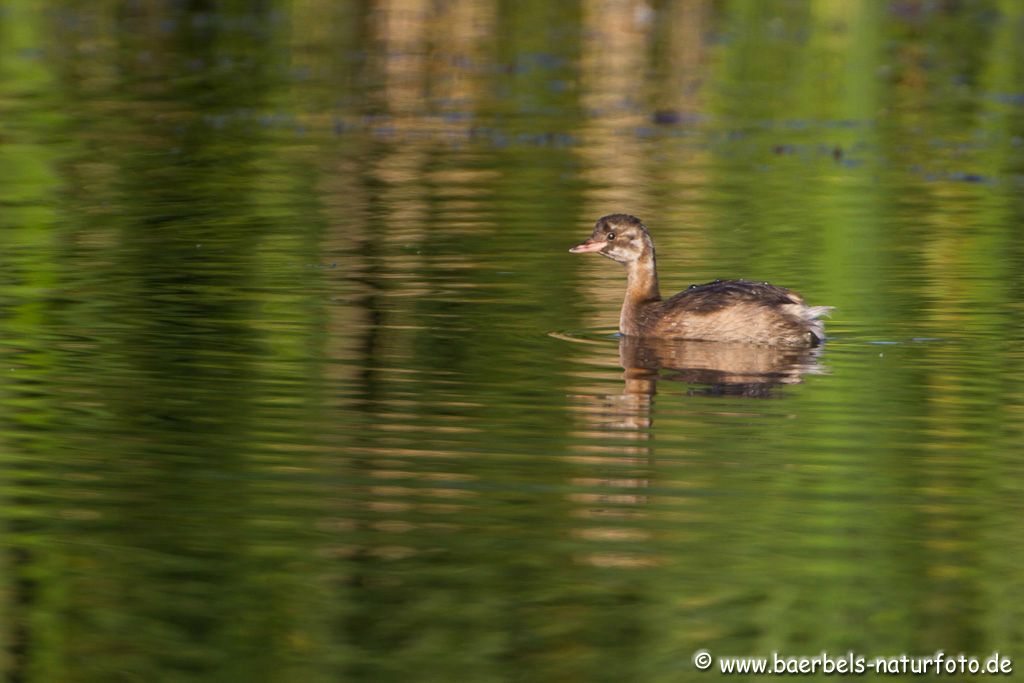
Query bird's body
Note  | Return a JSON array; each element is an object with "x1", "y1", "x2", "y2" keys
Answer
[
  {"x1": 570, "y1": 214, "x2": 831, "y2": 347},
  {"x1": 621, "y1": 278, "x2": 829, "y2": 347}
]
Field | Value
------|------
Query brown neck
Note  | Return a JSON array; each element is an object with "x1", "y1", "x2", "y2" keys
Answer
[{"x1": 620, "y1": 249, "x2": 661, "y2": 335}]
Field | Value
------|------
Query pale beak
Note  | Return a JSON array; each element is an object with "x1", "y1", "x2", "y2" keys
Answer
[{"x1": 569, "y1": 238, "x2": 605, "y2": 254}]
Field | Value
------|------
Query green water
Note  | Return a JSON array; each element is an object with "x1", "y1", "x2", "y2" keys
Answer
[{"x1": 2, "y1": 1, "x2": 1024, "y2": 681}]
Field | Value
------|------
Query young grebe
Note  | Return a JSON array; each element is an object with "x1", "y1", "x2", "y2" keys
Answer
[{"x1": 570, "y1": 214, "x2": 832, "y2": 347}]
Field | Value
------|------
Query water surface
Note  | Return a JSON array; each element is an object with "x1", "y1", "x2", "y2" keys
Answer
[{"x1": 2, "y1": 1, "x2": 1024, "y2": 681}]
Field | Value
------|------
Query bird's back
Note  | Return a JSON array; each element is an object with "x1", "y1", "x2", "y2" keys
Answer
[
  {"x1": 640, "y1": 280, "x2": 831, "y2": 346},
  {"x1": 667, "y1": 279, "x2": 804, "y2": 312}
]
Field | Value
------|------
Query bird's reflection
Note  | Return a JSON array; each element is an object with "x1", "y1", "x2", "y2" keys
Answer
[
  {"x1": 619, "y1": 335, "x2": 825, "y2": 400},
  {"x1": 566, "y1": 338, "x2": 825, "y2": 565},
  {"x1": 576, "y1": 337, "x2": 825, "y2": 435}
]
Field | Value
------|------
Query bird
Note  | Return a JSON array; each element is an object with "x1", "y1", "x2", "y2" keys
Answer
[{"x1": 569, "y1": 214, "x2": 832, "y2": 347}]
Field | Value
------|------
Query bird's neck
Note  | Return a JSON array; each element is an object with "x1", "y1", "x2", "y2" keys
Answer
[{"x1": 620, "y1": 249, "x2": 661, "y2": 335}]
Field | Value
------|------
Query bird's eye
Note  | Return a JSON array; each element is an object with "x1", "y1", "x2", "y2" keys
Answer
[{"x1": 607, "y1": 232, "x2": 616, "y2": 241}]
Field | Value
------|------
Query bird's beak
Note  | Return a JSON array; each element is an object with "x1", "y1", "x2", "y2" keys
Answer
[{"x1": 569, "y1": 238, "x2": 605, "y2": 254}]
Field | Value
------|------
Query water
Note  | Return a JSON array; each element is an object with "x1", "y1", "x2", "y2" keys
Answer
[{"x1": 2, "y1": 1, "x2": 1024, "y2": 681}]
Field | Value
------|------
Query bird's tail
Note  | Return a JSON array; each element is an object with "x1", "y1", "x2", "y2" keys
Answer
[{"x1": 803, "y1": 305, "x2": 834, "y2": 344}]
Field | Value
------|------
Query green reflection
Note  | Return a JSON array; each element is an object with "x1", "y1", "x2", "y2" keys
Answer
[{"x1": 1, "y1": 1, "x2": 1024, "y2": 682}]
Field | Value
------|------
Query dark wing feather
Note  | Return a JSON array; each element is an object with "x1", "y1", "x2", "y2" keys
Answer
[{"x1": 665, "y1": 279, "x2": 802, "y2": 314}]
